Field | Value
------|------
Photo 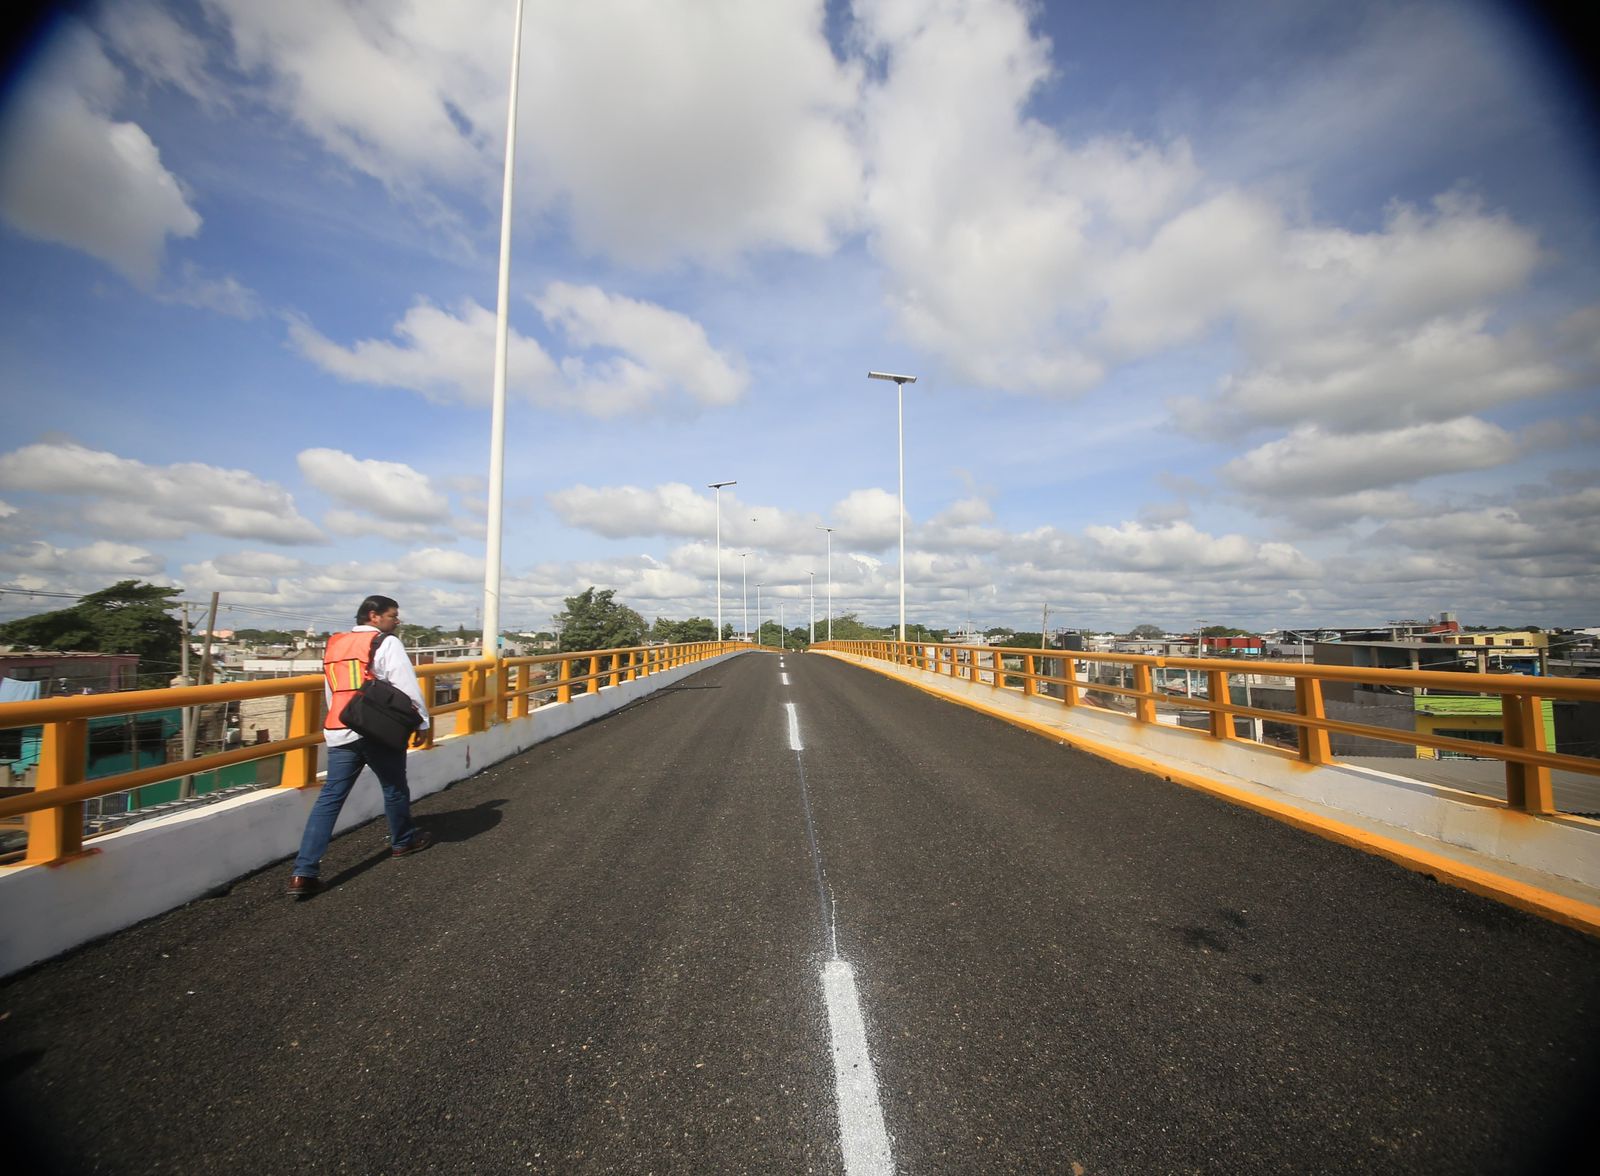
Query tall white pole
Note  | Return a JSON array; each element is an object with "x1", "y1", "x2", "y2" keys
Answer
[
  {"x1": 756, "y1": 584, "x2": 763, "y2": 647},
  {"x1": 740, "y1": 553, "x2": 749, "y2": 641},
  {"x1": 780, "y1": 600, "x2": 786, "y2": 650},
  {"x1": 816, "y1": 524, "x2": 833, "y2": 641},
  {"x1": 481, "y1": 0, "x2": 526, "y2": 657},
  {"x1": 869, "y1": 371, "x2": 917, "y2": 643},
  {"x1": 897, "y1": 381, "x2": 905, "y2": 642},
  {"x1": 709, "y1": 480, "x2": 735, "y2": 641},
  {"x1": 808, "y1": 571, "x2": 815, "y2": 644}
]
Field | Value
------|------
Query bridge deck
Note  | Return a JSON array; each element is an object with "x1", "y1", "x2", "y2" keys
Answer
[{"x1": 3, "y1": 652, "x2": 1597, "y2": 1173}]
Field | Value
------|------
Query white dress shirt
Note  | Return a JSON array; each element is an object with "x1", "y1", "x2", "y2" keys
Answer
[{"x1": 324, "y1": 625, "x2": 431, "y2": 748}]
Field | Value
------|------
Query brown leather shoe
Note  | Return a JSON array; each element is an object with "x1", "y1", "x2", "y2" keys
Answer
[
  {"x1": 287, "y1": 875, "x2": 322, "y2": 900},
  {"x1": 390, "y1": 830, "x2": 434, "y2": 858}
]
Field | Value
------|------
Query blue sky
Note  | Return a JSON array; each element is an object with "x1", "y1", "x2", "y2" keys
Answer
[{"x1": 0, "y1": 0, "x2": 1595, "y2": 638}]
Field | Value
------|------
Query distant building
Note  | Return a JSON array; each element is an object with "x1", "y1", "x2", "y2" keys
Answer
[{"x1": 0, "y1": 651, "x2": 140, "y2": 696}]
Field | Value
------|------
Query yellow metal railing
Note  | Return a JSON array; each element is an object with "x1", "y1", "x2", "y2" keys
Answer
[
  {"x1": 0, "y1": 641, "x2": 740, "y2": 865},
  {"x1": 813, "y1": 640, "x2": 1600, "y2": 815}
]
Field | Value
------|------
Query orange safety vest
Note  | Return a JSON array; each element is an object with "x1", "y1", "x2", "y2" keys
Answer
[{"x1": 323, "y1": 629, "x2": 384, "y2": 730}]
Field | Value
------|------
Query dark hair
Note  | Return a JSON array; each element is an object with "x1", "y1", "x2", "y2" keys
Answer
[{"x1": 356, "y1": 595, "x2": 399, "y2": 625}]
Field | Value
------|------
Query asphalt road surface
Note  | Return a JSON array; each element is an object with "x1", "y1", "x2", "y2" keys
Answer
[{"x1": 3, "y1": 651, "x2": 1598, "y2": 1174}]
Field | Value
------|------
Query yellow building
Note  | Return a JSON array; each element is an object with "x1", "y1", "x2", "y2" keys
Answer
[
  {"x1": 1414, "y1": 696, "x2": 1556, "y2": 759},
  {"x1": 1437, "y1": 630, "x2": 1549, "y2": 649}
]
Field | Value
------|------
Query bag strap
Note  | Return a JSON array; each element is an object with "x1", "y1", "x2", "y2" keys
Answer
[{"x1": 365, "y1": 631, "x2": 386, "y2": 682}]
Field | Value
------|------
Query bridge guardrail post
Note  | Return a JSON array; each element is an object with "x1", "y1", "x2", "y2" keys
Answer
[
  {"x1": 490, "y1": 661, "x2": 508, "y2": 725},
  {"x1": 1296, "y1": 676, "x2": 1332, "y2": 765},
  {"x1": 1207, "y1": 669, "x2": 1235, "y2": 740},
  {"x1": 1023, "y1": 654, "x2": 1037, "y2": 697},
  {"x1": 459, "y1": 664, "x2": 488, "y2": 734},
  {"x1": 1061, "y1": 655, "x2": 1080, "y2": 707},
  {"x1": 512, "y1": 663, "x2": 531, "y2": 720},
  {"x1": 557, "y1": 656, "x2": 572, "y2": 704},
  {"x1": 280, "y1": 685, "x2": 322, "y2": 789},
  {"x1": 1134, "y1": 664, "x2": 1157, "y2": 723},
  {"x1": 1503, "y1": 691, "x2": 1554, "y2": 814},
  {"x1": 26, "y1": 718, "x2": 87, "y2": 865}
]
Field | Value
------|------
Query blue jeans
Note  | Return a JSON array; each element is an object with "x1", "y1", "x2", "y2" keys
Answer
[{"x1": 292, "y1": 739, "x2": 418, "y2": 878}]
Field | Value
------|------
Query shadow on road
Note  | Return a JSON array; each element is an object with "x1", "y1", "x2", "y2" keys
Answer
[{"x1": 425, "y1": 797, "x2": 507, "y2": 845}]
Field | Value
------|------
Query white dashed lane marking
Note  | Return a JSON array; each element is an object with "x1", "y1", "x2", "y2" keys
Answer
[
  {"x1": 823, "y1": 960, "x2": 895, "y2": 1175},
  {"x1": 783, "y1": 696, "x2": 896, "y2": 1174}
]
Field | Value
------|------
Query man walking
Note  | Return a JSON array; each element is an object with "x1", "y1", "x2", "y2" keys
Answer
[{"x1": 288, "y1": 594, "x2": 433, "y2": 899}]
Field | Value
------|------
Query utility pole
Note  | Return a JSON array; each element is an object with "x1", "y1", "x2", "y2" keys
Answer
[
  {"x1": 1041, "y1": 602, "x2": 1049, "y2": 649},
  {"x1": 181, "y1": 592, "x2": 220, "y2": 799},
  {"x1": 174, "y1": 602, "x2": 192, "y2": 809},
  {"x1": 198, "y1": 591, "x2": 219, "y2": 687}
]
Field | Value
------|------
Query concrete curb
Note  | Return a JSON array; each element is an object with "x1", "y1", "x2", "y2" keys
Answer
[{"x1": 815, "y1": 650, "x2": 1600, "y2": 937}]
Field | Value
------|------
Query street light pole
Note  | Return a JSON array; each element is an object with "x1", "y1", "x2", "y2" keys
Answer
[
  {"x1": 868, "y1": 370, "x2": 917, "y2": 642},
  {"x1": 756, "y1": 584, "x2": 764, "y2": 647},
  {"x1": 815, "y1": 524, "x2": 833, "y2": 641},
  {"x1": 708, "y1": 480, "x2": 735, "y2": 642},
  {"x1": 808, "y1": 571, "x2": 815, "y2": 644},
  {"x1": 480, "y1": 0, "x2": 527, "y2": 660},
  {"x1": 740, "y1": 552, "x2": 750, "y2": 642}
]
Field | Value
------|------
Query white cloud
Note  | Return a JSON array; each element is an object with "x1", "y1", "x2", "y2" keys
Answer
[
  {"x1": 830, "y1": 488, "x2": 901, "y2": 550},
  {"x1": 1370, "y1": 494, "x2": 1600, "y2": 562},
  {"x1": 535, "y1": 282, "x2": 748, "y2": 410},
  {"x1": 401, "y1": 547, "x2": 484, "y2": 583},
  {"x1": 1195, "y1": 313, "x2": 1566, "y2": 436},
  {"x1": 856, "y1": 0, "x2": 1143, "y2": 392},
  {"x1": 0, "y1": 440, "x2": 322, "y2": 545},
  {"x1": 547, "y1": 482, "x2": 831, "y2": 554},
  {"x1": 286, "y1": 299, "x2": 557, "y2": 408},
  {"x1": 158, "y1": 263, "x2": 262, "y2": 319},
  {"x1": 100, "y1": 1, "x2": 219, "y2": 106},
  {"x1": 198, "y1": 0, "x2": 490, "y2": 191},
  {"x1": 0, "y1": 540, "x2": 164, "y2": 578},
  {"x1": 523, "y1": 1, "x2": 862, "y2": 265},
  {"x1": 291, "y1": 286, "x2": 747, "y2": 417},
  {"x1": 1096, "y1": 190, "x2": 1284, "y2": 358},
  {"x1": 547, "y1": 483, "x2": 715, "y2": 540},
  {"x1": 194, "y1": 0, "x2": 862, "y2": 265},
  {"x1": 1082, "y1": 520, "x2": 1315, "y2": 577},
  {"x1": 1221, "y1": 418, "x2": 1516, "y2": 498},
  {"x1": 0, "y1": 21, "x2": 201, "y2": 284},
  {"x1": 297, "y1": 449, "x2": 450, "y2": 523}
]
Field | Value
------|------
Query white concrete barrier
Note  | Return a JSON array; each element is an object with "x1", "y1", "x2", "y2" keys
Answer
[{"x1": 0, "y1": 652, "x2": 744, "y2": 978}]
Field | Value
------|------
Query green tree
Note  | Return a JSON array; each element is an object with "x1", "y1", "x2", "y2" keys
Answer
[
  {"x1": 650, "y1": 616, "x2": 716, "y2": 643},
  {"x1": 397, "y1": 623, "x2": 449, "y2": 646},
  {"x1": 557, "y1": 587, "x2": 646, "y2": 651},
  {"x1": 1002, "y1": 631, "x2": 1045, "y2": 648},
  {"x1": 825, "y1": 613, "x2": 879, "y2": 641},
  {"x1": 1129, "y1": 623, "x2": 1165, "y2": 639},
  {"x1": 0, "y1": 580, "x2": 184, "y2": 688}
]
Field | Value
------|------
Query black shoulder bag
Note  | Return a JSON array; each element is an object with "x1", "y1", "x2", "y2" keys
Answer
[{"x1": 339, "y1": 632, "x2": 424, "y2": 750}]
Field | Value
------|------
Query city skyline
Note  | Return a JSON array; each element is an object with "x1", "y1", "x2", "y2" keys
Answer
[{"x1": 1, "y1": 1, "x2": 1596, "y2": 636}]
